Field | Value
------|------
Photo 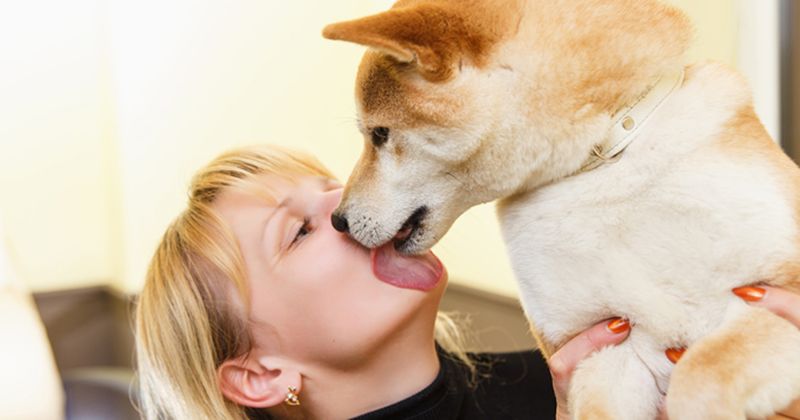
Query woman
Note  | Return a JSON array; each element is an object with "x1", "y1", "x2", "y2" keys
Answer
[{"x1": 135, "y1": 145, "x2": 800, "y2": 419}]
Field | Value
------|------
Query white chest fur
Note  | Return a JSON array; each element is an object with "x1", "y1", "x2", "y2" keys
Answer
[{"x1": 497, "y1": 63, "x2": 799, "y2": 389}]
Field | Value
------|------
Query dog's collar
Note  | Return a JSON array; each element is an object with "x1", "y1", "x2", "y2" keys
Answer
[{"x1": 580, "y1": 69, "x2": 685, "y2": 173}]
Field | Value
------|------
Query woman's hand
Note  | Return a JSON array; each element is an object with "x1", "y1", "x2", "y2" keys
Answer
[
  {"x1": 549, "y1": 317, "x2": 631, "y2": 420},
  {"x1": 549, "y1": 286, "x2": 800, "y2": 420},
  {"x1": 733, "y1": 286, "x2": 800, "y2": 420}
]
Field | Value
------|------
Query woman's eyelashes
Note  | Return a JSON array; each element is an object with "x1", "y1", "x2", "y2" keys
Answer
[{"x1": 290, "y1": 217, "x2": 312, "y2": 247}]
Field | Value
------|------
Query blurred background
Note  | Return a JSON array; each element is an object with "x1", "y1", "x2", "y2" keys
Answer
[{"x1": 0, "y1": 0, "x2": 797, "y2": 418}]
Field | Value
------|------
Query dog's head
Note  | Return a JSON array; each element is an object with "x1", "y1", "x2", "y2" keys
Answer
[{"x1": 324, "y1": 0, "x2": 691, "y2": 254}]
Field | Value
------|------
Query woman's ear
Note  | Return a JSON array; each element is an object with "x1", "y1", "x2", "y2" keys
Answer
[{"x1": 217, "y1": 355, "x2": 302, "y2": 409}]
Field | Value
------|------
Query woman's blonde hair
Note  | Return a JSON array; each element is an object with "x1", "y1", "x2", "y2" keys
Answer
[{"x1": 135, "y1": 145, "x2": 472, "y2": 420}]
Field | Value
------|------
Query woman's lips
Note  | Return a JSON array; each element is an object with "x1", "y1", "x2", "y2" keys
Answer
[{"x1": 370, "y1": 242, "x2": 445, "y2": 291}]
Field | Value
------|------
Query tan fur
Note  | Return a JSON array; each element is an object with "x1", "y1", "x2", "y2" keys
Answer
[
  {"x1": 713, "y1": 104, "x2": 800, "y2": 191},
  {"x1": 354, "y1": 51, "x2": 459, "y2": 128},
  {"x1": 712, "y1": 104, "x2": 800, "y2": 295},
  {"x1": 324, "y1": 0, "x2": 522, "y2": 82},
  {"x1": 668, "y1": 306, "x2": 800, "y2": 419},
  {"x1": 520, "y1": 0, "x2": 693, "y2": 119},
  {"x1": 330, "y1": 0, "x2": 694, "y2": 197},
  {"x1": 574, "y1": 398, "x2": 615, "y2": 420},
  {"x1": 325, "y1": 0, "x2": 800, "y2": 418},
  {"x1": 346, "y1": 144, "x2": 379, "y2": 200},
  {"x1": 773, "y1": 262, "x2": 800, "y2": 294}
]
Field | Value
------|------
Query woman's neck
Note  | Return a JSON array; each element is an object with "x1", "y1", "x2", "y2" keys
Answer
[{"x1": 280, "y1": 312, "x2": 440, "y2": 419}]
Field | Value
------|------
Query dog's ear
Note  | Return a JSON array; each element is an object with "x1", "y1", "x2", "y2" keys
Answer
[{"x1": 323, "y1": 4, "x2": 500, "y2": 82}]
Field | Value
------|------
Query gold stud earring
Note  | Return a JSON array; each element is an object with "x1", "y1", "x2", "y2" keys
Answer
[{"x1": 284, "y1": 386, "x2": 300, "y2": 406}]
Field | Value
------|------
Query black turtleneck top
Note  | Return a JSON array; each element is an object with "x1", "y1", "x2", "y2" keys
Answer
[
  {"x1": 352, "y1": 348, "x2": 556, "y2": 420},
  {"x1": 249, "y1": 348, "x2": 555, "y2": 420}
]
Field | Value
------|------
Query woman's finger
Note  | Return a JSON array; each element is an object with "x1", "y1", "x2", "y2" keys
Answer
[
  {"x1": 549, "y1": 318, "x2": 631, "y2": 399},
  {"x1": 733, "y1": 286, "x2": 800, "y2": 328}
]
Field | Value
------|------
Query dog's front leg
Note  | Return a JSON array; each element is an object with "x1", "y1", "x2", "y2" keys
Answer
[
  {"x1": 667, "y1": 305, "x2": 800, "y2": 420},
  {"x1": 569, "y1": 343, "x2": 662, "y2": 420}
]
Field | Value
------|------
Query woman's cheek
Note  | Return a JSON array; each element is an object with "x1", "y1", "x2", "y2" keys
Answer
[{"x1": 288, "y1": 245, "x2": 350, "y2": 288}]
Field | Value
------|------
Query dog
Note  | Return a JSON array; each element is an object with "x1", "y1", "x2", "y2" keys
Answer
[{"x1": 323, "y1": 0, "x2": 800, "y2": 418}]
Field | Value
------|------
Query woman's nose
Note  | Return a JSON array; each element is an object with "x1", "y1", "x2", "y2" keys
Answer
[{"x1": 320, "y1": 188, "x2": 343, "y2": 217}]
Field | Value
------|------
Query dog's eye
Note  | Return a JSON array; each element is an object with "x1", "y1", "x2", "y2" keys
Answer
[{"x1": 371, "y1": 127, "x2": 390, "y2": 147}]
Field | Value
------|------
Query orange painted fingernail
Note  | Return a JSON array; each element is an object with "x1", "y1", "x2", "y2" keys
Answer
[
  {"x1": 666, "y1": 347, "x2": 686, "y2": 364},
  {"x1": 732, "y1": 286, "x2": 766, "y2": 302},
  {"x1": 606, "y1": 318, "x2": 630, "y2": 334}
]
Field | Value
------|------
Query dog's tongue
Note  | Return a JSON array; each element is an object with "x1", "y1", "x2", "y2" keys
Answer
[{"x1": 371, "y1": 243, "x2": 444, "y2": 291}]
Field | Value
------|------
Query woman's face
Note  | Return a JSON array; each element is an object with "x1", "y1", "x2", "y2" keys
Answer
[{"x1": 214, "y1": 175, "x2": 448, "y2": 369}]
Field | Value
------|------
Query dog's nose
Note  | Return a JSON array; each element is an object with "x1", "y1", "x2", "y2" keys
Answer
[{"x1": 331, "y1": 213, "x2": 350, "y2": 233}]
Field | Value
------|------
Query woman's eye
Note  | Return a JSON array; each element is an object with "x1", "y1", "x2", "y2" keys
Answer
[
  {"x1": 371, "y1": 127, "x2": 390, "y2": 147},
  {"x1": 291, "y1": 218, "x2": 312, "y2": 246}
]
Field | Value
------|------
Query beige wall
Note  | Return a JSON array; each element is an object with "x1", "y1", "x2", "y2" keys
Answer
[
  {"x1": 0, "y1": 0, "x2": 119, "y2": 291},
  {"x1": 0, "y1": 1, "x2": 773, "y2": 297},
  {"x1": 667, "y1": 0, "x2": 738, "y2": 67},
  {"x1": 107, "y1": 0, "x2": 371, "y2": 292}
]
